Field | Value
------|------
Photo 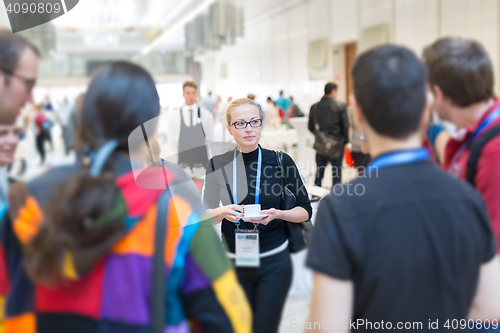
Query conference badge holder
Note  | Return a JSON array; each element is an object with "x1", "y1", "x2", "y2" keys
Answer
[
  {"x1": 232, "y1": 146, "x2": 262, "y2": 267},
  {"x1": 235, "y1": 222, "x2": 260, "y2": 267}
]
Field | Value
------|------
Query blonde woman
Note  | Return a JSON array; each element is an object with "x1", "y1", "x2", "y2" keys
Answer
[{"x1": 204, "y1": 98, "x2": 312, "y2": 333}]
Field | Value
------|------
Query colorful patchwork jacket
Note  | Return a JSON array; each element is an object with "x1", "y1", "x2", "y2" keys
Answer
[{"x1": 0, "y1": 157, "x2": 251, "y2": 333}]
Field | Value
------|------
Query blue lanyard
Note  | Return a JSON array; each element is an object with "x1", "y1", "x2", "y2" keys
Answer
[
  {"x1": 450, "y1": 106, "x2": 500, "y2": 169},
  {"x1": 0, "y1": 201, "x2": 7, "y2": 221},
  {"x1": 369, "y1": 148, "x2": 431, "y2": 171},
  {"x1": 233, "y1": 146, "x2": 262, "y2": 205}
]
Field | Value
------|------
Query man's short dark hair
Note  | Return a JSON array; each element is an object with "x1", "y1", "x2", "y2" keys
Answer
[
  {"x1": 0, "y1": 30, "x2": 40, "y2": 74},
  {"x1": 324, "y1": 82, "x2": 338, "y2": 95},
  {"x1": 352, "y1": 45, "x2": 426, "y2": 139},
  {"x1": 423, "y1": 37, "x2": 493, "y2": 107}
]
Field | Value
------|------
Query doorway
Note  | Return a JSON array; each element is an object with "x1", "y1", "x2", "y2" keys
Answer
[{"x1": 345, "y1": 42, "x2": 357, "y2": 105}]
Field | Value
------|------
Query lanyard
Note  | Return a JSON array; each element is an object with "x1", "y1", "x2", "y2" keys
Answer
[
  {"x1": 233, "y1": 146, "x2": 262, "y2": 205},
  {"x1": 450, "y1": 106, "x2": 500, "y2": 169},
  {"x1": 0, "y1": 201, "x2": 7, "y2": 221},
  {"x1": 369, "y1": 148, "x2": 431, "y2": 171}
]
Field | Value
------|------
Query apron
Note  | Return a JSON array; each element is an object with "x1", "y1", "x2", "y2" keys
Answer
[{"x1": 177, "y1": 107, "x2": 209, "y2": 169}]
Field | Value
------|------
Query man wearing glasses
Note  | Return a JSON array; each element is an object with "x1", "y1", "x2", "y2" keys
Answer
[
  {"x1": 0, "y1": 31, "x2": 39, "y2": 202},
  {"x1": 0, "y1": 30, "x2": 39, "y2": 125}
]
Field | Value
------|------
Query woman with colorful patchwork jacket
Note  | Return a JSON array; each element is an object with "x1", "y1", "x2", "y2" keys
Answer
[{"x1": 0, "y1": 61, "x2": 251, "y2": 333}]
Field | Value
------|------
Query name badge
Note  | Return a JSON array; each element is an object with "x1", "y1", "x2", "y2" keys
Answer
[{"x1": 235, "y1": 229, "x2": 260, "y2": 267}]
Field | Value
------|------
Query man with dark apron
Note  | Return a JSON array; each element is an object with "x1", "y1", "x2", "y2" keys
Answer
[
  {"x1": 169, "y1": 82, "x2": 214, "y2": 195},
  {"x1": 178, "y1": 106, "x2": 209, "y2": 169}
]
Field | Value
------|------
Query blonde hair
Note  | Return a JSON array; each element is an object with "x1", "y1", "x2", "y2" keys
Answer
[
  {"x1": 146, "y1": 136, "x2": 161, "y2": 166},
  {"x1": 225, "y1": 98, "x2": 262, "y2": 126}
]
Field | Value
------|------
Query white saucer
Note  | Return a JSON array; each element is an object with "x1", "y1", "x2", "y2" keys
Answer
[{"x1": 240, "y1": 214, "x2": 269, "y2": 221}]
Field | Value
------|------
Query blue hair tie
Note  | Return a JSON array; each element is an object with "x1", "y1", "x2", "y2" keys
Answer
[{"x1": 89, "y1": 140, "x2": 118, "y2": 178}]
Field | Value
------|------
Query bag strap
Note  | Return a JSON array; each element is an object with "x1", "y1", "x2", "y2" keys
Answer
[
  {"x1": 152, "y1": 190, "x2": 172, "y2": 333},
  {"x1": 275, "y1": 151, "x2": 286, "y2": 198},
  {"x1": 466, "y1": 124, "x2": 500, "y2": 187}
]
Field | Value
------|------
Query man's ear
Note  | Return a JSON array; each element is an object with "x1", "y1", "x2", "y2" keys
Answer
[
  {"x1": 419, "y1": 91, "x2": 433, "y2": 138},
  {"x1": 350, "y1": 94, "x2": 364, "y2": 128},
  {"x1": 432, "y1": 85, "x2": 445, "y2": 105}
]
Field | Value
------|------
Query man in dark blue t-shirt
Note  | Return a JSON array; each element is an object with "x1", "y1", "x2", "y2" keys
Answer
[{"x1": 306, "y1": 45, "x2": 500, "y2": 332}]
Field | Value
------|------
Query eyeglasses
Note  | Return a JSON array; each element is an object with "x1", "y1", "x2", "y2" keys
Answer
[
  {"x1": 231, "y1": 119, "x2": 263, "y2": 130},
  {"x1": 0, "y1": 128, "x2": 22, "y2": 138},
  {"x1": 0, "y1": 67, "x2": 37, "y2": 92}
]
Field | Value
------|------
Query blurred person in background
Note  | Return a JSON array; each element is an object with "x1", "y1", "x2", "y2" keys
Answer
[
  {"x1": 264, "y1": 97, "x2": 280, "y2": 129},
  {"x1": 0, "y1": 61, "x2": 251, "y2": 333},
  {"x1": 167, "y1": 81, "x2": 214, "y2": 171},
  {"x1": 308, "y1": 82, "x2": 350, "y2": 187},
  {"x1": 289, "y1": 96, "x2": 304, "y2": 118},
  {"x1": 33, "y1": 103, "x2": 54, "y2": 164},
  {"x1": 204, "y1": 98, "x2": 312, "y2": 333},
  {"x1": 246, "y1": 94, "x2": 262, "y2": 112},
  {"x1": 202, "y1": 91, "x2": 217, "y2": 116},
  {"x1": 0, "y1": 30, "x2": 39, "y2": 125},
  {"x1": 7, "y1": 107, "x2": 31, "y2": 177},
  {"x1": 274, "y1": 90, "x2": 291, "y2": 121},
  {"x1": 42, "y1": 96, "x2": 53, "y2": 112},
  {"x1": 220, "y1": 96, "x2": 233, "y2": 123},
  {"x1": 55, "y1": 97, "x2": 74, "y2": 155},
  {"x1": 247, "y1": 93, "x2": 264, "y2": 122},
  {"x1": 307, "y1": 45, "x2": 500, "y2": 332},
  {"x1": 347, "y1": 106, "x2": 370, "y2": 168},
  {"x1": 213, "y1": 95, "x2": 223, "y2": 120}
]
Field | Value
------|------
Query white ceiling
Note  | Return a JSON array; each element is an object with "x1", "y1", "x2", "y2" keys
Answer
[
  {"x1": 234, "y1": 0, "x2": 292, "y2": 21},
  {"x1": 52, "y1": 0, "x2": 293, "y2": 30},
  {"x1": 35, "y1": 0, "x2": 296, "y2": 54},
  {"x1": 53, "y1": 0, "x2": 181, "y2": 29}
]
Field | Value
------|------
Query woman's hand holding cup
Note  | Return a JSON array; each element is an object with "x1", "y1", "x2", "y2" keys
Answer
[
  {"x1": 249, "y1": 208, "x2": 280, "y2": 226},
  {"x1": 221, "y1": 204, "x2": 244, "y2": 223}
]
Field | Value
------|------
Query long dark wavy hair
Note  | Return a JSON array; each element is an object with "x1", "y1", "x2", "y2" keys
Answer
[{"x1": 17, "y1": 61, "x2": 160, "y2": 285}]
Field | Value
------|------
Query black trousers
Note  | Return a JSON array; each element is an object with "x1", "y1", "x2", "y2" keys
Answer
[
  {"x1": 35, "y1": 131, "x2": 51, "y2": 163},
  {"x1": 234, "y1": 249, "x2": 292, "y2": 333},
  {"x1": 314, "y1": 150, "x2": 344, "y2": 187}
]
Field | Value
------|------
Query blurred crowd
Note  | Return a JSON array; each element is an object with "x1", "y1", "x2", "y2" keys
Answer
[{"x1": 1, "y1": 28, "x2": 500, "y2": 333}]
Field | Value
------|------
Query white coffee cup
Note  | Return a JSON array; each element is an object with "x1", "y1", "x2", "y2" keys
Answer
[{"x1": 244, "y1": 204, "x2": 261, "y2": 217}]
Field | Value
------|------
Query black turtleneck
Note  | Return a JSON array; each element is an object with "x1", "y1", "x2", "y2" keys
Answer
[{"x1": 204, "y1": 145, "x2": 313, "y2": 253}]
